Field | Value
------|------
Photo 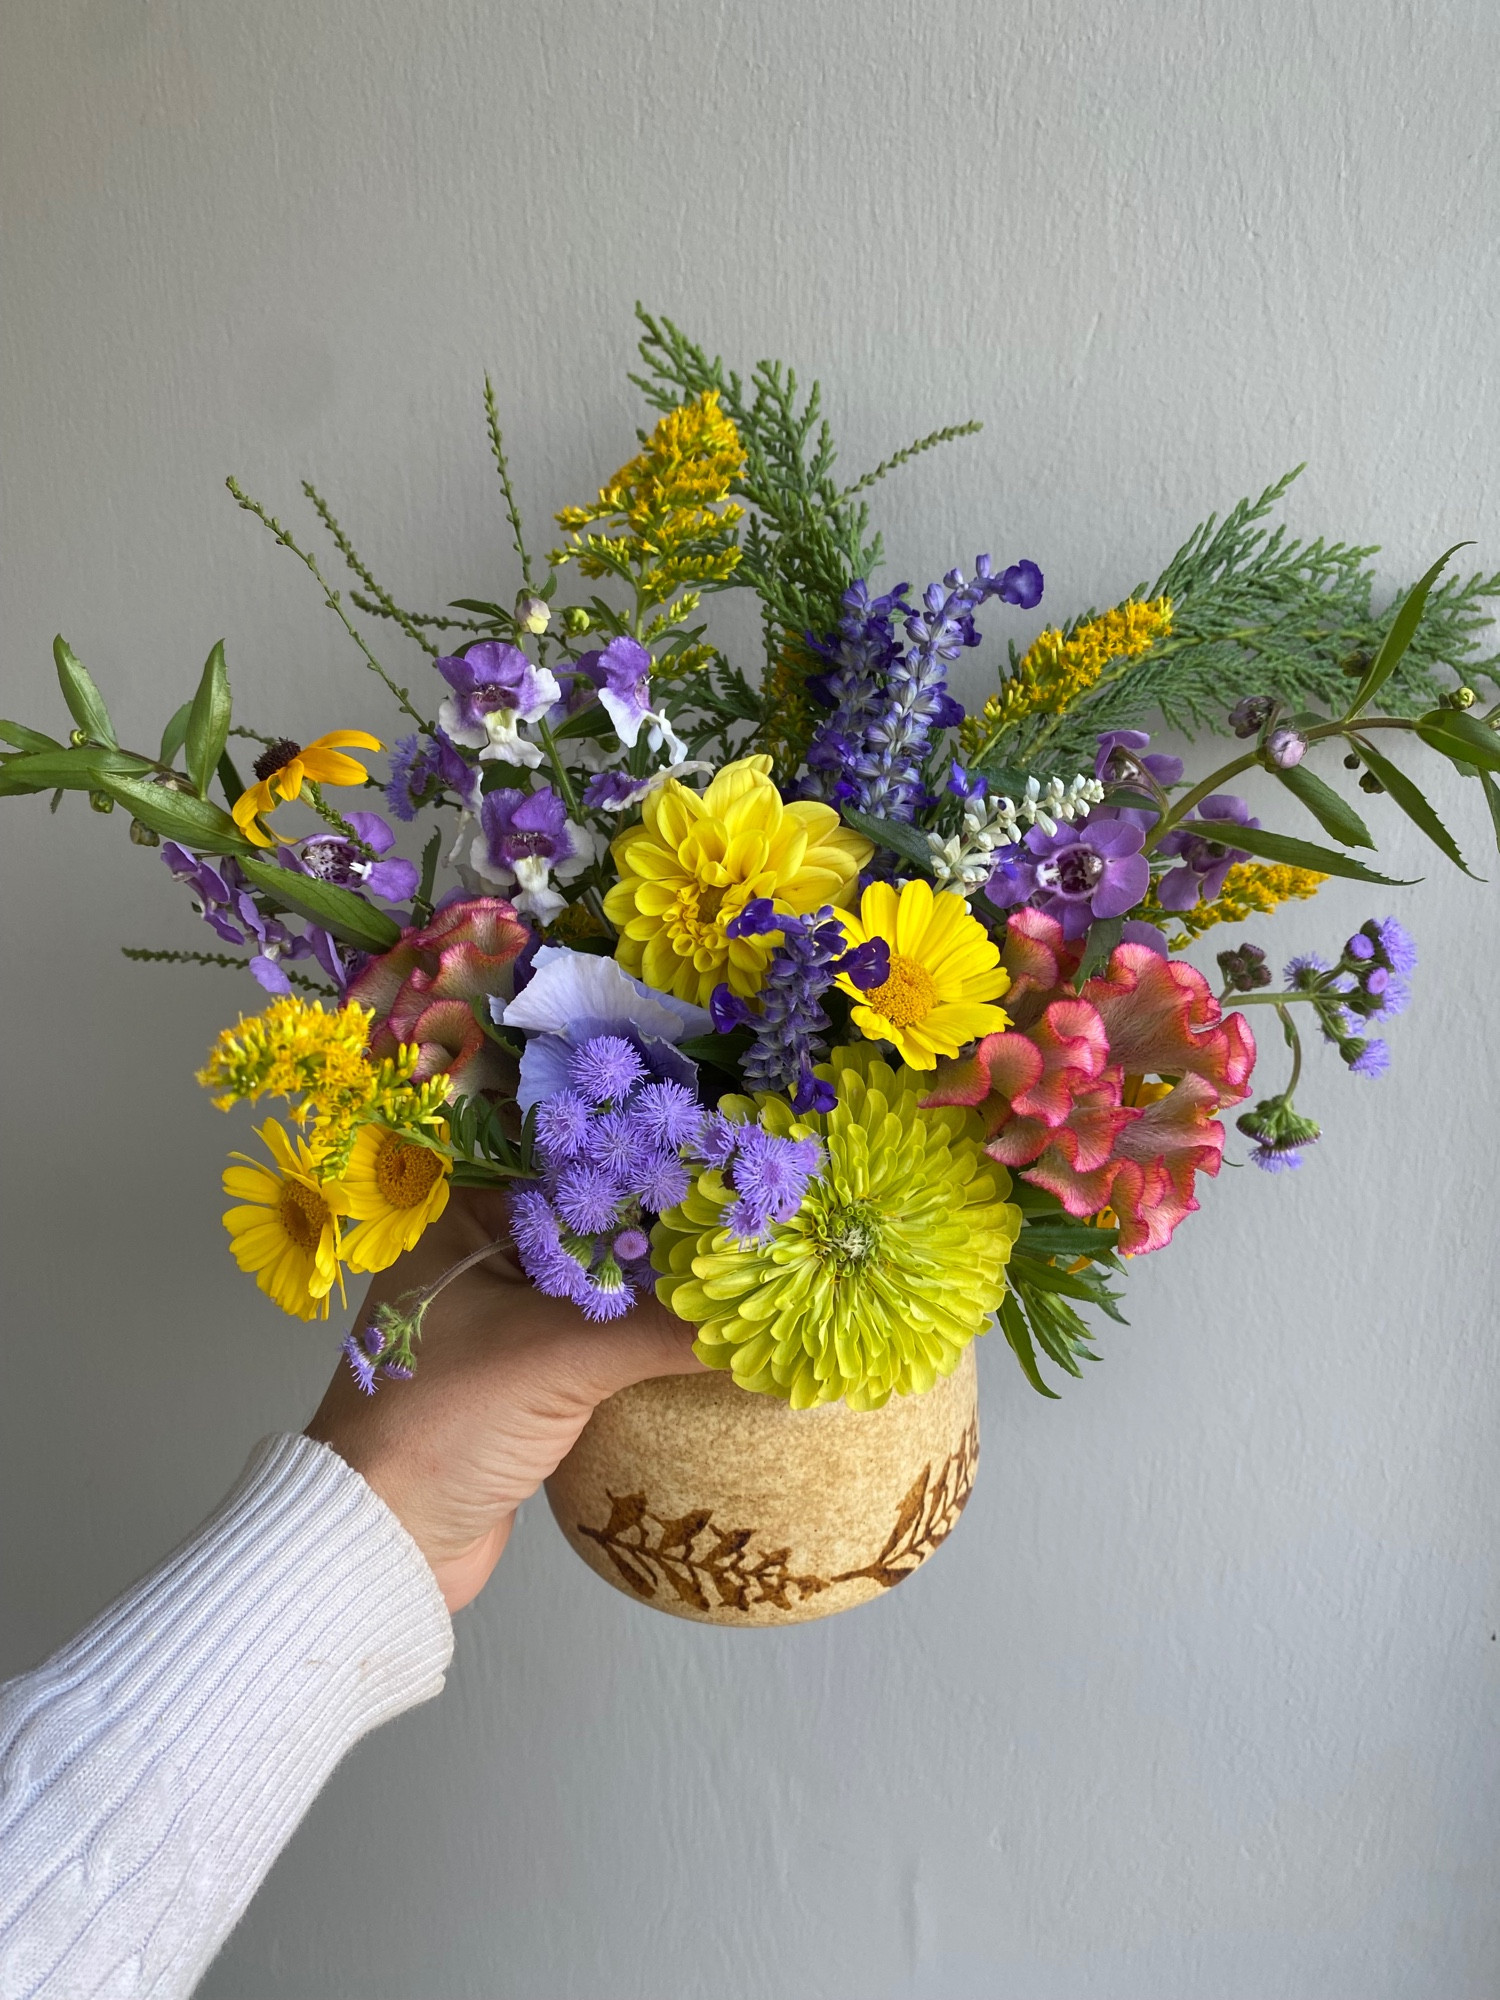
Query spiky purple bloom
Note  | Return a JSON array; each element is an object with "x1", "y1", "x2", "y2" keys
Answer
[
  {"x1": 802, "y1": 557, "x2": 1042, "y2": 820},
  {"x1": 555, "y1": 1164, "x2": 628, "y2": 1236},
  {"x1": 721, "y1": 1127, "x2": 824, "y2": 1242},
  {"x1": 633, "y1": 1079, "x2": 705, "y2": 1150},
  {"x1": 341, "y1": 1321, "x2": 386, "y2": 1396},
  {"x1": 534, "y1": 1089, "x2": 593, "y2": 1166},
  {"x1": 570, "y1": 1035, "x2": 647, "y2": 1105},
  {"x1": 633, "y1": 1153, "x2": 691, "y2": 1213},
  {"x1": 695, "y1": 1110, "x2": 745, "y2": 1169},
  {"x1": 1369, "y1": 916, "x2": 1418, "y2": 975},
  {"x1": 385, "y1": 730, "x2": 475, "y2": 821},
  {"x1": 1283, "y1": 953, "x2": 1331, "y2": 987},
  {"x1": 1251, "y1": 1141, "x2": 1306, "y2": 1173},
  {"x1": 717, "y1": 901, "x2": 888, "y2": 1106},
  {"x1": 1346, "y1": 1037, "x2": 1390, "y2": 1078}
]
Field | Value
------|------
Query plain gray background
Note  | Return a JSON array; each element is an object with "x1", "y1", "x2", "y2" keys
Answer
[{"x1": 3, "y1": 4, "x2": 1498, "y2": 1996}]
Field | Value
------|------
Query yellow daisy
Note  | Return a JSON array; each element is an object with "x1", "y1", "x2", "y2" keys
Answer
[
  {"x1": 339, "y1": 1124, "x2": 452, "y2": 1274},
  {"x1": 221, "y1": 1119, "x2": 350, "y2": 1319},
  {"x1": 603, "y1": 754, "x2": 872, "y2": 1006},
  {"x1": 231, "y1": 730, "x2": 382, "y2": 848},
  {"x1": 833, "y1": 877, "x2": 1011, "y2": 1069}
]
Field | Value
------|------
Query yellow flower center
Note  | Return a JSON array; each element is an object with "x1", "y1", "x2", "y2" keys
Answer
[
  {"x1": 863, "y1": 954, "x2": 938, "y2": 1029},
  {"x1": 374, "y1": 1135, "x2": 445, "y2": 1208},
  {"x1": 669, "y1": 881, "x2": 741, "y2": 951},
  {"x1": 279, "y1": 1179, "x2": 331, "y2": 1252}
]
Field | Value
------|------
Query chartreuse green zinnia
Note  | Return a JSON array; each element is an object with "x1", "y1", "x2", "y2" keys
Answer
[{"x1": 653, "y1": 1044, "x2": 1022, "y2": 1410}]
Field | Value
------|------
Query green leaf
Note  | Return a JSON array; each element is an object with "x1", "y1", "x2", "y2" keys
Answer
[
  {"x1": 1480, "y1": 770, "x2": 1500, "y2": 856},
  {"x1": 1009, "y1": 1252, "x2": 1114, "y2": 1304},
  {"x1": 239, "y1": 854, "x2": 402, "y2": 952},
  {"x1": 998, "y1": 1293, "x2": 1059, "y2": 1399},
  {"x1": 0, "y1": 720, "x2": 64, "y2": 753},
  {"x1": 1274, "y1": 763, "x2": 1374, "y2": 848},
  {"x1": 840, "y1": 806, "x2": 935, "y2": 875},
  {"x1": 53, "y1": 636, "x2": 117, "y2": 746},
  {"x1": 1075, "y1": 915, "x2": 1124, "y2": 984},
  {"x1": 1414, "y1": 707, "x2": 1500, "y2": 775},
  {"x1": 1346, "y1": 543, "x2": 1470, "y2": 716},
  {"x1": 1347, "y1": 735, "x2": 1476, "y2": 876},
  {"x1": 184, "y1": 641, "x2": 232, "y2": 798},
  {"x1": 100, "y1": 774, "x2": 247, "y2": 853},
  {"x1": 216, "y1": 746, "x2": 245, "y2": 807},
  {"x1": 0, "y1": 745, "x2": 151, "y2": 797},
  {"x1": 1209, "y1": 820, "x2": 1416, "y2": 886},
  {"x1": 158, "y1": 701, "x2": 193, "y2": 765},
  {"x1": 551, "y1": 703, "x2": 618, "y2": 743},
  {"x1": 1016, "y1": 1222, "x2": 1120, "y2": 1258},
  {"x1": 447, "y1": 599, "x2": 509, "y2": 619}
]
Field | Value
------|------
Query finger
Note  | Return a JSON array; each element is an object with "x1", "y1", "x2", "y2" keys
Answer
[{"x1": 564, "y1": 1305, "x2": 709, "y2": 1401}]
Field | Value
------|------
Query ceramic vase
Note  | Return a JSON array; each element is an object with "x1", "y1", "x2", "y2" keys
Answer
[{"x1": 545, "y1": 1345, "x2": 979, "y2": 1626}]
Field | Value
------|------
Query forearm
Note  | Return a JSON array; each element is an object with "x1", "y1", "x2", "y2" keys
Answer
[{"x1": 0, "y1": 1434, "x2": 452, "y2": 2000}]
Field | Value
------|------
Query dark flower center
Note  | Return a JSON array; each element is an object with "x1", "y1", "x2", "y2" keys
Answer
[
  {"x1": 253, "y1": 738, "x2": 301, "y2": 781},
  {"x1": 1042, "y1": 846, "x2": 1105, "y2": 897},
  {"x1": 505, "y1": 831, "x2": 555, "y2": 858},
  {"x1": 300, "y1": 837, "x2": 354, "y2": 884}
]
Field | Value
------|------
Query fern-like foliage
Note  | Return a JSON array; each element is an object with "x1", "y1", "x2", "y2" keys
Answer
[{"x1": 1004, "y1": 469, "x2": 1500, "y2": 773}]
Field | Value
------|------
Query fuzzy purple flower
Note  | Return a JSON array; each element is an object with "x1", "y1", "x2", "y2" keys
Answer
[
  {"x1": 1346, "y1": 1037, "x2": 1390, "y2": 1078},
  {"x1": 341, "y1": 1321, "x2": 386, "y2": 1396},
  {"x1": 720, "y1": 1126, "x2": 825, "y2": 1243},
  {"x1": 570, "y1": 1035, "x2": 647, "y2": 1105}
]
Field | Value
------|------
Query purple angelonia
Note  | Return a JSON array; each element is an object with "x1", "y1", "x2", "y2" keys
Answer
[
  {"x1": 434, "y1": 640, "x2": 561, "y2": 769},
  {"x1": 1095, "y1": 728, "x2": 1184, "y2": 789},
  {"x1": 1152, "y1": 796, "x2": 1257, "y2": 910},
  {"x1": 468, "y1": 785, "x2": 593, "y2": 925},
  {"x1": 284, "y1": 811, "x2": 419, "y2": 907},
  {"x1": 985, "y1": 816, "x2": 1150, "y2": 940},
  {"x1": 160, "y1": 841, "x2": 343, "y2": 993},
  {"x1": 385, "y1": 730, "x2": 476, "y2": 822}
]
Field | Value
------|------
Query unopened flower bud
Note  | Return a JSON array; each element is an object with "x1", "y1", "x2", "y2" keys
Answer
[
  {"x1": 1343, "y1": 752, "x2": 1360, "y2": 770},
  {"x1": 517, "y1": 593, "x2": 550, "y2": 635},
  {"x1": 128, "y1": 817, "x2": 161, "y2": 846},
  {"x1": 1266, "y1": 726, "x2": 1307, "y2": 769},
  {"x1": 1358, "y1": 771, "x2": 1385, "y2": 794},
  {"x1": 70, "y1": 728, "x2": 89, "y2": 747},
  {"x1": 88, "y1": 789, "x2": 115, "y2": 813},
  {"x1": 1451, "y1": 685, "x2": 1477, "y2": 709},
  {"x1": 561, "y1": 606, "x2": 591, "y2": 636},
  {"x1": 1229, "y1": 695, "x2": 1275, "y2": 738}
]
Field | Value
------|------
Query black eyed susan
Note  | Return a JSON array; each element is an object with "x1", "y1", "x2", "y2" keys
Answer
[
  {"x1": 221, "y1": 1120, "x2": 350, "y2": 1320},
  {"x1": 231, "y1": 730, "x2": 382, "y2": 848},
  {"x1": 340, "y1": 1126, "x2": 452, "y2": 1274}
]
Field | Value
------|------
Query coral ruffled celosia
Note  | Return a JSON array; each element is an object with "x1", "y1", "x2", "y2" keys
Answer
[
  {"x1": 347, "y1": 894, "x2": 530, "y2": 1099},
  {"x1": 923, "y1": 909, "x2": 1254, "y2": 1255},
  {"x1": 653, "y1": 1044, "x2": 1021, "y2": 1410},
  {"x1": 604, "y1": 754, "x2": 871, "y2": 1006}
]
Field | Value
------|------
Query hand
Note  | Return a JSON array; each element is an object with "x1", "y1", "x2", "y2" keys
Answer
[{"x1": 305, "y1": 1186, "x2": 704, "y2": 1612}]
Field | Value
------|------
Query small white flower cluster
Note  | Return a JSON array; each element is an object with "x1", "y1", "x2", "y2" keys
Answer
[{"x1": 927, "y1": 773, "x2": 1106, "y2": 891}]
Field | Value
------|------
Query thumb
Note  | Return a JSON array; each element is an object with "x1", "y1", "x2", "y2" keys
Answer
[{"x1": 566, "y1": 1300, "x2": 709, "y2": 1404}]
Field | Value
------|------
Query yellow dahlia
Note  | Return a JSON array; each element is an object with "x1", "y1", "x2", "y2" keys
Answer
[
  {"x1": 339, "y1": 1124, "x2": 452, "y2": 1274},
  {"x1": 603, "y1": 754, "x2": 872, "y2": 1006},
  {"x1": 833, "y1": 877, "x2": 1011, "y2": 1069},
  {"x1": 221, "y1": 1119, "x2": 350, "y2": 1320},
  {"x1": 653, "y1": 1045, "x2": 1021, "y2": 1410},
  {"x1": 231, "y1": 730, "x2": 382, "y2": 847}
]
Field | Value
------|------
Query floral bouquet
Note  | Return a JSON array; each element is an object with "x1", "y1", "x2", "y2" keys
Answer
[{"x1": 7, "y1": 308, "x2": 1499, "y2": 1421}]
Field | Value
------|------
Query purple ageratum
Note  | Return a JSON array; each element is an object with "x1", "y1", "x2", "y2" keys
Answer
[
  {"x1": 714, "y1": 898, "x2": 890, "y2": 1112},
  {"x1": 578, "y1": 636, "x2": 688, "y2": 761},
  {"x1": 468, "y1": 785, "x2": 593, "y2": 925},
  {"x1": 385, "y1": 730, "x2": 477, "y2": 822},
  {"x1": 714, "y1": 1122, "x2": 825, "y2": 1244},
  {"x1": 499, "y1": 944, "x2": 711, "y2": 1113},
  {"x1": 284, "y1": 810, "x2": 419, "y2": 906},
  {"x1": 434, "y1": 640, "x2": 561, "y2": 769},
  {"x1": 804, "y1": 557, "x2": 1044, "y2": 822},
  {"x1": 1153, "y1": 795, "x2": 1258, "y2": 910},
  {"x1": 985, "y1": 815, "x2": 1150, "y2": 941}
]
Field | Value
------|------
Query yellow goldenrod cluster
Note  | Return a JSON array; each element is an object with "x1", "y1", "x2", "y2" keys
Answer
[
  {"x1": 960, "y1": 596, "x2": 1174, "y2": 757},
  {"x1": 1166, "y1": 863, "x2": 1329, "y2": 942},
  {"x1": 198, "y1": 996, "x2": 448, "y2": 1164},
  {"x1": 552, "y1": 390, "x2": 746, "y2": 611}
]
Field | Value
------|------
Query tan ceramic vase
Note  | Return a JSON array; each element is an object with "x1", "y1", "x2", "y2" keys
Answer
[{"x1": 545, "y1": 1345, "x2": 979, "y2": 1626}]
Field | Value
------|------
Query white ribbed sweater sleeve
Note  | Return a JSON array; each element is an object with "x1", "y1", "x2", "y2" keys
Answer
[{"x1": 0, "y1": 1433, "x2": 454, "y2": 2000}]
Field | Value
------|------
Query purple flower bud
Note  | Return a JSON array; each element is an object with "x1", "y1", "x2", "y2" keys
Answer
[
  {"x1": 1267, "y1": 726, "x2": 1307, "y2": 769},
  {"x1": 833, "y1": 936, "x2": 891, "y2": 992},
  {"x1": 613, "y1": 1227, "x2": 651, "y2": 1263},
  {"x1": 1229, "y1": 696, "x2": 1275, "y2": 738}
]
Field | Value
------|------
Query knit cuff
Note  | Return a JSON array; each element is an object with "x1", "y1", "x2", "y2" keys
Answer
[{"x1": 0, "y1": 1433, "x2": 454, "y2": 1999}]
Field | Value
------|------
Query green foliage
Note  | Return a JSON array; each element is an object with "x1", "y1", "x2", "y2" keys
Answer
[
  {"x1": 238, "y1": 855, "x2": 402, "y2": 952},
  {"x1": 445, "y1": 1091, "x2": 526, "y2": 1183},
  {"x1": 54, "y1": 637, "x2": 117, "y2": 747},
  {"x1": 1207, "y1": 820, "x2": 1414, "y2": 886},
  {"x1": 1345, "y1": 735, "x2": 1474, "y2": 875},
  {"x1": 1275, "y1": 763, "x2": 1374, "y2": 847},
  {"x1": 121, "y1": 945, "x2": 336, "y2": 995},
  {"x1": 1020, "y1": 471, "x2": 1500, "y2": 772},
  {"x1": 184, "y1": 642, "x2": 233, "y2": 799}
]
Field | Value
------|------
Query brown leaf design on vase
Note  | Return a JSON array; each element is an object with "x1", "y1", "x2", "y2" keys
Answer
[
  {"x1": 832, "y1": 1416, "x2": 980, "y2": 1590},
  {"x1": 577, "y1": 1493, "x2": 830, "y2": 1614}
]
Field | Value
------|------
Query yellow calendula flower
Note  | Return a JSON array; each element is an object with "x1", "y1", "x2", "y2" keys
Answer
[
  {"x1": 833, "y1": 878, "x2": 1011, "y2": 1069},
  {"x1": 231, "y1": 730, "x2": 382, "y2": 847},
  {"x1": 552, "y1": 390, "x2": 746, "y2": 614},
  {"x1": 603, "y1": 754, "x2": 872, "y2": 1006},
  {"x1": 339, "y1": 1124, "x2": 452, "y2": 1274},
  {"x1": 959, "y1": 596, "x2": 1174, "y2": 756},
  {"x1": 653, "y1": 1046, "x2": 1021, "y2": 1409},
  {"x1": 1166, "y1": 861, "x2": 1328, "y2": 942},
  {"x1": 221, "y1": 1119, "x2": 350, "y2": 1321}
]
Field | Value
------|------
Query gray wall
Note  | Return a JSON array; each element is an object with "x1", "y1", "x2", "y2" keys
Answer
[{"x1": 3, "y1": 4, "x2": 1498, "y2": 1996}]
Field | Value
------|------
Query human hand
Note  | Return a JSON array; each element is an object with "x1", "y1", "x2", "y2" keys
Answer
[{"x1": 305, "y1": 1186, "x2": 703, "y2": 1612}]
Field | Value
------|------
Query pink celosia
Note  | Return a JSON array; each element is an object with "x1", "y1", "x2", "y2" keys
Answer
[
  {"x1": 347, "y1": 894, "x2": 530, "y2": 1097},
  {"x1": 923, "y1": 912, "x2": 1255, "y2": 1255}
]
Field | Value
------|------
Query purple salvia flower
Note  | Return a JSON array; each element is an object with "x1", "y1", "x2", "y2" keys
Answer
[{"x1": 722, "y1": 904, "x2": 866, "y2": 1102}]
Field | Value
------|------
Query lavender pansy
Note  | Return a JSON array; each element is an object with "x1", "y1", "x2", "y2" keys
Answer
[{"x1": 500, "y1": 945, "x2": 710, "y2": 1111}]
